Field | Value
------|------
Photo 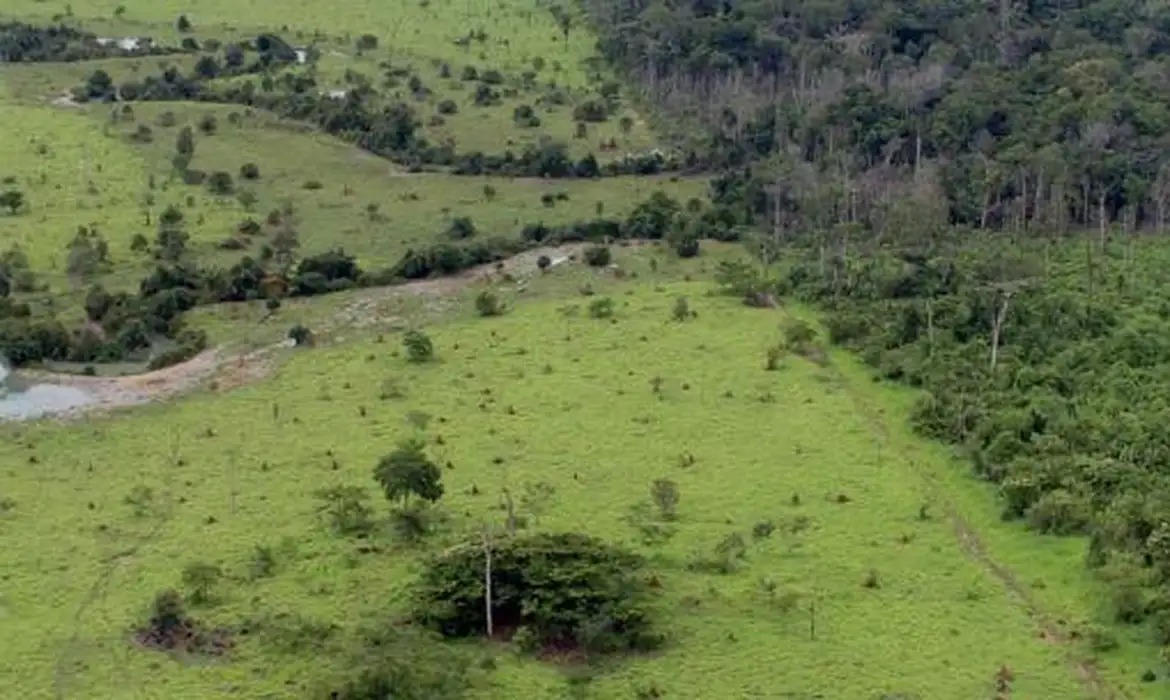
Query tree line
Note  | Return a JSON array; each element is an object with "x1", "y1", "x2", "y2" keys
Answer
[{"x1": 580, "y1": 0, "x2": 1170, "y2": 233}]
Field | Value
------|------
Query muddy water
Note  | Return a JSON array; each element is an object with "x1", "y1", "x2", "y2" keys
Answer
[{"x1": 0, "y1": 361, "x2": 97, "y2": 420}]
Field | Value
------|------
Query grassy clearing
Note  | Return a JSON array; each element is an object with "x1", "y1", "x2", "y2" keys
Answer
[
  {"x1": 3, "y1": 0, "x2": 598, "y2": 81},
  {"x1": 0, "y1": 97, "x2": 703, "y2": 300},
  {"x1": 0, "y1": 249, "x2": 1108, "y2": 699},
  {"x1": 0, "y1": 102, "x2": 148, "y2": 277}
]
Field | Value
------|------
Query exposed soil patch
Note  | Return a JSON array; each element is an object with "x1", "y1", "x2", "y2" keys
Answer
[{"x1": 12, "y1": 243, "x2": 614, "y2": 420}]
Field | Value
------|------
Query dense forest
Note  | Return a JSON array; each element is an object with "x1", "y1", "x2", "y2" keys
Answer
[{"x1": 583, "y1": 0, "x2": 1170, "y2": 233}]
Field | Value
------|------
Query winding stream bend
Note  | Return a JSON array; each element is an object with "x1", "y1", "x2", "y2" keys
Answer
[{"x1": 0, "y1": 360, "x2": 97, "y2": 421}]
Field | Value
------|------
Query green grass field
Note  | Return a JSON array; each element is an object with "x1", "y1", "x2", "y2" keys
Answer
[
  {"x1": 0, "y1": 247, "x2": 1153, "y2": 699},
  {"x1": 0, "y1": 96, "x2": 701, "y2": 299},
  {"x1": 1, "y1": 2, "x2": 1163, "y2": 698},
  {"x1": 3, "y1": 0, "x2": 598, "y2": 78}
]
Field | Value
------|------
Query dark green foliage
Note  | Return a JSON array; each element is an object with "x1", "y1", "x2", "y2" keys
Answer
[
  {"x1": 414, "y1": 532, "x2": 662, "y2": 654},
  {"x1": 446, "y1": 216, "x2": 477, "y2": 240},
  {"x1": 588, "y1": 297, "x2": 615, "y2": 319},
  {"x1": 402, "y1": 329, "x2": 434, "y2": 362},
  {"x1": 671, "y1": 231, "x2": 700, "y2": 258},
  {"x1": 0, "y1": 22, "x2": 185, "y2": 63},
  {"x1": 581, "y1": 0, "x2": 1170, "y2": 231},
  {"x1": 239, "y1": 162, "x2": 260, "y2": 179},
  {"x1": 288, "y1": 324, "x2": 313, "y2": 346},
  {"x1": 512, "y1": 104, "x2": 541, "y2": 128},
  {"x1": 584, "y1": 245, "x2": 611, "y2": 267},
  {"x1": 474, "y1": 290, "x2": 504, "y2": 317},
  {"x1": 374, "y1": 438, "x2": 444, "y2": 507},
  {"x1": 355, "y1": 34, "x2": 378, "y2": 52},
  {"x1": 785, "y1": 238, "x2": 1170, "y2": 628},
  {"x1": 207, "y1": 171, "x2": 234, "y2": 195},
  {"x1": 79, "y1": 42, "x2": 674, "y2": 179},
  {"x1": 572, "y1": 99, "x2": 608, "y2": 123},
  {"x1": 0, "y1": 189, "x2": 25, "y2": 214}
]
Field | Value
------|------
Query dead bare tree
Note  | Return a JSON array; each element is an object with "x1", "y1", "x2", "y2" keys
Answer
[
  {"x1": 987, "y1": 280, "x2": 1031, "y2": 372},
  {"x1": 481, "y1": 526, "x2": 494, "y2": 638}
]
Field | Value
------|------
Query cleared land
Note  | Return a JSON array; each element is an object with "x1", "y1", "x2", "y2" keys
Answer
[
  {"x1": 0, "y1": 1, "x2": 1159, "y2": 698},
  {"x1": 0, "y1": 247, "x2": 1115, "y2": 699}
]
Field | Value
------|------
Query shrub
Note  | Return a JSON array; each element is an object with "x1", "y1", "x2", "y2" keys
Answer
[
  {"x1": 672, "y1": 232, "x2": 700, "y2": 258},
  {"x1": 413, "y1": 532, "x2": 661, "y2": 654},
  {"x1": 672, "y1": 296, "x2": 691, "y2": 322},
  {"x1": 198, "y1": 113, "x2": 218, "y2": 134},
  {"x1": 207, "y1": 171, "x2": 234, "y2": 195},
  {"x1": 765, "y1": 344, "x2": 783, "y2": 371},
  {"x1": 782, "y1": 318, "x2": 817, "y2": 348},
  {"x1": 239, "y1": 162, "x2": 260, "y2": 179},
  {"x1": 689, "y1": 532, "x2": 748, "y2": 574},
  {"x1": 402, "y1": 329, "x2": 434, "y2": 362},
  {"x1": 437, "y1": 99, "x2": 458, "y2": 115},
  {"x1": 288, "y1": 324, "x2": 313, "y2": 346},
  {"x1": 588, "y1": 297, "x2": 614, "y2": 319},
  {"x1": 374, "y1": 438, "x2": 444, "y2": 506},
  {"x1": 474, "y1": 290, "x2": 504, "y2": 317},
  {"x1": 315, "y1": 485, "x2": 374, "y2": 536},
  {"x1": 446, "y1": 216, "x2": 477, "y2": 240},
  {"x1": 584, "y1": 245, "x2": 611, "y2": 267},
  {"x1": 356, "y1": 34, "x2": 379, "y2": 51},
  {"x1": 572, "y1": 99, "x2": 609, "y2": 123},
  {"x1": 512, "y1": 104, "x2": 540, "y2": 128},
  {"x1": 537, "y1": 255, "x2": 551, "y2": 272}
]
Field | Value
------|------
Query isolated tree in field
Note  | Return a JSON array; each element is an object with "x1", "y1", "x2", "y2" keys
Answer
[
  {"x1": 0, "y1": 190, "x2": 25, "y2": 214},
  {"x1": 402, "y1": 329, "x2": 434, "y2": 362},
  {"x1": 672, "y1": 296, "x2": 691, "y2": 322},
  {"x1": 374, "y1": 438, "x2": 444, "y2": 507},
  {"x1": 176, "y1": 14, "x2": 192, "y2": 32}
]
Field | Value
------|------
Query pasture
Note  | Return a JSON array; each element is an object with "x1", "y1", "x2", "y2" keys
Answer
[{"x1": 0, "y1": 251, "x2": 1117, "y2": 698}]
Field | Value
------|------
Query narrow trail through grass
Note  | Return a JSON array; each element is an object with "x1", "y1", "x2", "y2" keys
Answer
[{"x1": 804, "y1": 314, "x2": 1143, "y2": 699}]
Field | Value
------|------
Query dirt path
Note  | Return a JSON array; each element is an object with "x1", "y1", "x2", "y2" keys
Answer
[
  {"x1": 12, "y1": 243, "x2": 603, "y2": 420},
  {"x1": 828, "y1": 359, "x2": 1124, "y2": 699}
]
